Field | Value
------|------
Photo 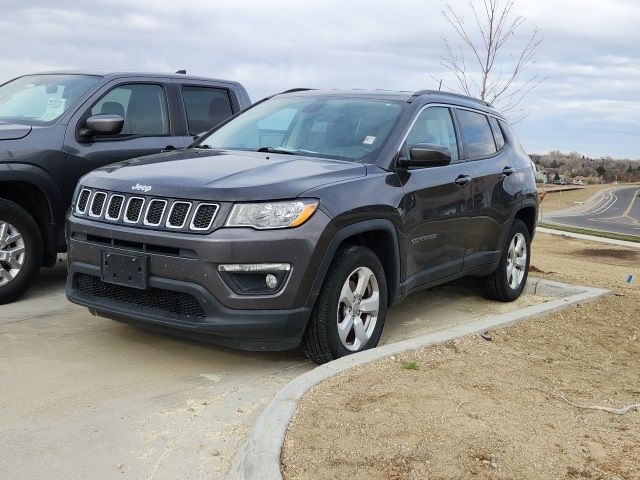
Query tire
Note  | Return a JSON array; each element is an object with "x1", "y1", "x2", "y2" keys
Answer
[
  {"x1": 303, "y1": 245, "x2": 388, "y2": 364},
  {"x1": 0, "y1": 199, "x2": 43, "y2": 304},
  {"x1": 480, "y1": 218, "x2": 530, "y2": 302}
]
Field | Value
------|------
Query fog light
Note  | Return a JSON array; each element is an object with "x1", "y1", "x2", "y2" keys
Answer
[
  {"x1": 218, "y1": 263, "x2": 290, "y2": 294},
  {"x1": 265, "y1": 274, "x2": 278, "y2": 289}
]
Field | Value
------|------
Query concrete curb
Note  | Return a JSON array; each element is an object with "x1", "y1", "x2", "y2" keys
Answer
[
  {"x1": 537, "y1": 226, "x2": 640, "y2": 249},
  {"x1": 229, "y1": 278, "x2": 609, "y2": 480}
]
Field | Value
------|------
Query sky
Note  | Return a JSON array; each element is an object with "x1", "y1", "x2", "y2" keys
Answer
[{"x1": 0, "y1": 0, "x2": 638, "y2": 159}]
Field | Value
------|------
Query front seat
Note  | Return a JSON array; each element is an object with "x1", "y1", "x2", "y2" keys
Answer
[{"x1": 100, "y1": 101, "x2": 125, "y2": 119}]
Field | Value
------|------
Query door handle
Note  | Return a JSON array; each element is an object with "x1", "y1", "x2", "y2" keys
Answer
[
  {"x1": 454, "y1": 174, "x2": 472, "y2": 188},
  {"x1": 502, "y1": 166, "x2": 516, "y2": 176}
]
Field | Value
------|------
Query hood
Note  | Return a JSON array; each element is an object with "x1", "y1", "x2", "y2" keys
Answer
[
  {"x1": 0, "y1": 122, "x2": 32, "y2": 140},
  {"x1": 82, "y1": 149, "x2": 367, "y2": 201}
]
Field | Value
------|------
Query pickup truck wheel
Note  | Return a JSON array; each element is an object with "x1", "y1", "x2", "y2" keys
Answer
[
  {"x1": 303, "y1": 245, "x2": 387, "y2": 364},
  {"x1": 0, "y1": 199, "x2": 42, "y2": 304},
  {"x1": 480, "y1": 218, "x2": 530, "y2": 302}
]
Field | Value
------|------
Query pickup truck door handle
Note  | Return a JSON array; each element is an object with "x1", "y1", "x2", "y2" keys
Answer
[
  {"x1": 454, "y1": 174, "x2": 472, "y2": 188},
  {"x1": 502, "y1": 166, "x2": 516, "y2": 176}
]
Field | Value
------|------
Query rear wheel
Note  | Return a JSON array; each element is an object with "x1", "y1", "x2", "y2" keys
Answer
[
  {"x1": 480, "y1": 218, "x2": 530, "y2": 302},
  {"x1": 0, "y1": 199, "x2": 42, "y2": 304},
  {"x1": 303, "y1": 245, "x2": 387, "y2": 364}
]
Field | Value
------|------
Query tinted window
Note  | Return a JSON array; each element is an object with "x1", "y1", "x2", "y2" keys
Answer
[
  {"x1": 91, "y1": 84, "x2": 169, "y2": 136},
  {"x1": 488, "y1": 116, "x2": 506, "y2": 149},
  {"x1": 182, "y1": 86, "x2": 233, "y2": 135},
  {"x1": 456, "y1": 109, "x2": 496, "y2": 158},
  {"x1": 402, "y1": 106, "x2": 458, "y2": 161},
  {"x1": 198, "y1": 97, "x2": 405, "y2": 162}
]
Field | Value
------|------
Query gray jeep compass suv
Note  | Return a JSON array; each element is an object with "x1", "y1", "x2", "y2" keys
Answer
[{"x1": 66, "y1": 89, "x2": 538, "y2": 363}]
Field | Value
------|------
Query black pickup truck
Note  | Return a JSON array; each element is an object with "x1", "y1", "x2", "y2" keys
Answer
[{"x1": 0, "y1": 71, "x2": 251, "y2": 303}]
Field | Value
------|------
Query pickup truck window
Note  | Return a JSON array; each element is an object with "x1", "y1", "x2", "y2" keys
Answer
[
  {"x1": 182, "y1": 86, "x2": 233, "y2": 135},
  {"x1": 0, "y1": 74, "x2": 100, "y2": 125},
  {"x1": 90, "y1": 83, "x2": 169, "y2": 136},
  {"x1": 197, "y1": 97, "x2": 404, "y2": 162}
]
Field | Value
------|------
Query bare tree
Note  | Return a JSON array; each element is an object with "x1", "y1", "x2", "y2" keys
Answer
[{"x1": 438, "y1": 0, "x2": 544, "y2": 121}]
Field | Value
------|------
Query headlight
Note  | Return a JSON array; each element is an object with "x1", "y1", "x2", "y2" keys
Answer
[{"x1": 225, "y1": 200, "x2": 318, "y2": 229}]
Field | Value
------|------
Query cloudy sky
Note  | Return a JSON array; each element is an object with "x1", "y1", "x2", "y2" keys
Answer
[{"x1": 1, "y1": 0, "x2": 638, "y2": 159}]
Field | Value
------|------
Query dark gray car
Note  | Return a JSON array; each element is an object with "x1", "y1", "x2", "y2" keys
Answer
[
  {"x1": 66, "y1": 89, "x2": 538, "y2": 363},
  {"x1": 0, "y1": 71, "x2": 250, "y2": 303}
]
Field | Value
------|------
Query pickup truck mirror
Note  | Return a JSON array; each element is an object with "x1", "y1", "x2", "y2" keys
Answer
[
  {"x1": 80, "y1": 114, "x2": 124, "y2": 138},
  {"x1": 397, "y1": 143, "x2": 452, "y2": 168}
]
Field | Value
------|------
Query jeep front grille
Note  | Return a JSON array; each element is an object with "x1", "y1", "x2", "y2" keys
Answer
[
  {"x1": 144, "y1": 199, "x2": 167, "y2": 226},
  {"x1": 106, "y1": 195, "x2": 125, "y2": 220},
  {"x1": 190, "y1": 203, "x2": 218, "y2": 230},
  {"x1": 167, "y1": 202, "x2": 191, "y2": 228},
  {"x1": 73, "y1": 188, "x2": 219, "y2": 233},
  {"x1": 76, "y1": 189, "x2": 91, "y2": 214},
  {"x1": 125, "y1": 197, "x2": 145, "y2": 223},
  {"x1": 90, "y1": 192, "x2": 107, "y2": 217}
]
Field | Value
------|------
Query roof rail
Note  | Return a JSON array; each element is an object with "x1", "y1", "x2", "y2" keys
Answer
[
  {"x1": 409, "y1": 89, "x2": 493, "y2": 107},
  {"x1": 277, "y1": 88, "x2": 316, "y2": 95}
]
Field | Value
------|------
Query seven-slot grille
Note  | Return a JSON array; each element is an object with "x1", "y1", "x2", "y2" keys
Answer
[{"x1": 75, "y1": 188, "x2": 219, "y2": 233}]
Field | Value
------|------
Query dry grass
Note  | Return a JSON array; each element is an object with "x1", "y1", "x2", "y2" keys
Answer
[{"x1": 282, "y1": 233, "x2": 640, "y2": 480}]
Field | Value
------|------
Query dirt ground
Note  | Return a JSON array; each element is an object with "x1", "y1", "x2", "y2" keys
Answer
[
  {"x1": 540, "y1": 183, "x2": 613, "y2": 213},
  {"x1": 281, "y1": 233, "x2": 640, "y2": 480}
]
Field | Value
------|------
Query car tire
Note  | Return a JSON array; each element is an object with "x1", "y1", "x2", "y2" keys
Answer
[
  {"x1": 480, "y1": 218, "x2": 530, "y2": 302},
  {"x1": 0, "y1": 199, "x2": 42, "y2": 305},
  {"x1": 303, "y1": 244, "x2": 388, "y2": 364}
]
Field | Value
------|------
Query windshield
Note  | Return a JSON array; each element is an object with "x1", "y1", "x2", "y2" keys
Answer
[
  {"x1": 0, "y1": 74, "x2": 101, "y2": 125},
  {"x1": 197, "y1": 96, "x2": 405, "y2": 162}
]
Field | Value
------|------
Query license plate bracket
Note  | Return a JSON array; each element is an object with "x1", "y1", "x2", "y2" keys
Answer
[{"x1": 101, "y1": 250, "x2": 149, "y2": 290}]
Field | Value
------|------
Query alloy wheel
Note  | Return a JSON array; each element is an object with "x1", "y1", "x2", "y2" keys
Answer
[
  {"x1": 0, "y1": 221, "x2": 26, "y2": 287},
  {"x1": 336, "y1": 266, "x2": 380, "y2": 351},
  {"x1": 506, "y1": 232, "x2": 527, "y2": 289}
]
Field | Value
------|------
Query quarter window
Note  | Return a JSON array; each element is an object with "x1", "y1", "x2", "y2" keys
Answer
[
  {"x1": 181, "y1": 86, "x2": 233, "y2": 135},
  {"x1": 455, "y1": 109, "x2": 496, "y2": 158},
  {"x1": 402, "y1": 107, "x2": 459, "y2": 161},
  {"x1": 488, "y1": 116, "x2": 506, "y2": 150},
  {"x1": 90, "y1": 84, "x2": 169, "y2": 136}
]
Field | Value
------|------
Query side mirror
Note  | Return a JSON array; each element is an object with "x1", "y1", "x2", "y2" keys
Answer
[
  {"x1": 79, "y1": 114, "x2": 124, "y2": 138},
  {"x1": 397, "y1": 143, "x2": 452, "y2": 168}
]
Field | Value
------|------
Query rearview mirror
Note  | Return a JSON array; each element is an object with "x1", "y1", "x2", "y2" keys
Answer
[
  {"x1": 80, "y1": 114, "x2": 124, "y2": 138},
  {"x1": 397, "y1": 143, "x2": 452, "y2": 168}
]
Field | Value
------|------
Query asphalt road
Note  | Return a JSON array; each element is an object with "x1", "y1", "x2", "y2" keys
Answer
[
  {"x1": 1, "y1": 262, "x2": 552, "y2": 479},
  {"x1": 543, "y1": 186, "x2": 640, "y2": 237}
]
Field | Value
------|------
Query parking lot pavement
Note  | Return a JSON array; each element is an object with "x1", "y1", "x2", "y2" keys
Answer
[{"x1": 0, "y1": 266, "x2": 553, "y2": 479}]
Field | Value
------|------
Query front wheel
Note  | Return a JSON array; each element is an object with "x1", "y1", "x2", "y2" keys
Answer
[
  {"x1": 303, "y1": 245, "x2": 388, "y2": 364},
  {"x1": 0, "y1": 199, "x2": 42, "y2": 304},
  {"x1": 480, "y1": 219, "x2": 530, "y2": 302}
]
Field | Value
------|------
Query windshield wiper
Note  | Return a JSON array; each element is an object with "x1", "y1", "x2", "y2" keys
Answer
[{"x1": 256, "y1": 146, "x2": 298, "y2": 155}]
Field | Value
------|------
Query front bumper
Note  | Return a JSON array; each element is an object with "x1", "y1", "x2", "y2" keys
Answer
[{"x1": 65, "y1": 209, "x2": 335, "y2": 351}]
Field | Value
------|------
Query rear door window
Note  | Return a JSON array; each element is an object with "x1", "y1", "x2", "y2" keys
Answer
[
  {"x1": 455, "y1": 109, "x2": 497, "y2": 158},
  {"x1": 488, "y1": 116, "x2": 506, "y2": 150},
  {"x1": 91, "y1": 83, "x2": 169, "y2": 136},
  {"x1": 181, "y1": 86, "x2": 233, "y2": 135}
]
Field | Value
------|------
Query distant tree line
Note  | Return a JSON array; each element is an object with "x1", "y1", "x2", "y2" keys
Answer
[{"x1": 530, "y1": 150, "x2": 640, "y2": 183}]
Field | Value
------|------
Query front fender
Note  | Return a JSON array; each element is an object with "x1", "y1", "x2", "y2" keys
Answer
[{"x1": 0, "y1": 162, "x2": 62, "y2": 223}]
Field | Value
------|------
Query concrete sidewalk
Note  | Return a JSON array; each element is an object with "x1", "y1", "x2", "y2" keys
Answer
[{"x1": 537, "y1": 226, "x2": 640, "y2": 249}]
